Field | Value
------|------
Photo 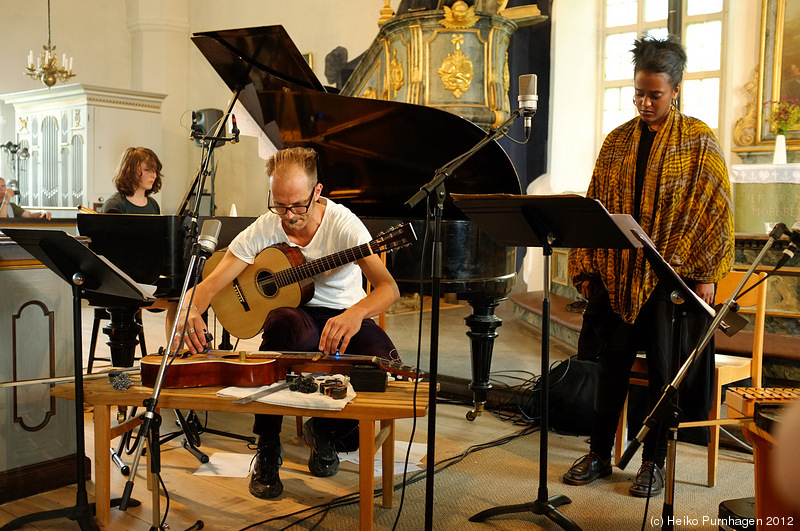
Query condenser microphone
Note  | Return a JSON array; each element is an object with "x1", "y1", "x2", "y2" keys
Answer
[
  {"x1": 775, "y1": 220, "x2": 800, "y2": 270},
  {"x1": 517, "y1": 74, "x2": 538, "y2": 139},
  {"x1": 197, "y1": 219, "x2": 222, "y2": 257}
]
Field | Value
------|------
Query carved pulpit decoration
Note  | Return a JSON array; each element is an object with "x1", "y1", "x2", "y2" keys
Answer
[
  {"x1": 339, "y1": 1, "x2": 547, "y2": 130},
  {"x1": 437, "y1": 34, "x2": 474, "y2": 99}
]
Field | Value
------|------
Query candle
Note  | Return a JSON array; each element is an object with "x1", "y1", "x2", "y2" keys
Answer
[
  {"x1": 68, "y1": 57, "x2": 73, "y2": 71},
  {"x1": 28, "y1": 50, "x2": 33, "y2": 66},
  {"x1": 62, "y1": 53, "x2": 66, "y2": 67}
]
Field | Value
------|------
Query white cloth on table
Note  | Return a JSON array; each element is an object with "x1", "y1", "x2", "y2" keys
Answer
[{"x1": 216, "y1": 375, "x2": 356, "y2": 411}]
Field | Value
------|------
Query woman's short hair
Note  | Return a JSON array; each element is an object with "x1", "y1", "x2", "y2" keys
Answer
[
  {"x1": 266, "y1": 147, "x2": 318, "y2": 186},
  {"x1": 113, "y1": 147, "x2": 163, "y2": 196},
  {"x1": 631, "y1": 34, "x2": 687, "y2": 89}
]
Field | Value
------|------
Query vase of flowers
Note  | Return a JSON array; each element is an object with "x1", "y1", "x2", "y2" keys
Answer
[{"x1": 764, "y1": 96, "x2": 800, "y2": 164}]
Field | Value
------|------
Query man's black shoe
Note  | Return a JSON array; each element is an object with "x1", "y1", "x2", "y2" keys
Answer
[
  {"x1": 303, "y1": 419, "x2": 339, "y2": 477},
  {"x1": 562, "y1": 452, "x2": 612, "y2": 486},
  {"x1": 629, "y1": 461, "x2": 664, "y2": 497},
  {"x1": 249, "y1": 438, "x2": 284, "y2": 499}
]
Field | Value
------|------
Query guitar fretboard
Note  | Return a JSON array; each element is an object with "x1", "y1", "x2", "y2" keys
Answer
[{"x1": 273, "y1": 241, "x2": 375, "y2": 288}]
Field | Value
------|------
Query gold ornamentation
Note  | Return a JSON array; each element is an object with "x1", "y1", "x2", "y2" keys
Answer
[
  {"x1": 389, "y1": 48, "x2": 405, "y2": 98},
  {"x1": 440, "y1": 0, "x2": 479, "y2": 29},
  {"x1": 73, "y1": 109, "x2": 81, "y2": 128},
  {"x1": 378, "y1": 0, "x2": 394, "y2": 26},
  {"x1": 437, "y1": 34, "x2": 474, "y2": 99},
  {"x1": 360, "y1": 87, "x2": 378, "y2": 99},
  {"x1": 503, "y1": 51, "x2": 509, "y2": 98},
  {"x1": 18, "y1": 117, "x2": 28, "y2": 133},
  {"x1": 733, "y1": 66, "x2": 759, "y2": 147}
]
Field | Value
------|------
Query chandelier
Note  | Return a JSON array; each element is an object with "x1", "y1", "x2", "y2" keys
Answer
[{"x1": 24, "y1": 0, "x2": 75, "y2": 87}]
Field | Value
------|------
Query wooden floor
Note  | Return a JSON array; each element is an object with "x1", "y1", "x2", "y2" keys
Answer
[{"x1": 1, "y1": 293, "x2": 571, "y2": 530}]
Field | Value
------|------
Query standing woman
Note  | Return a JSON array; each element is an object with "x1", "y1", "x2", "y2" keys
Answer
[
  {"x1": 562, "y1": 35, "x2": 734, "y2": 497},
  {"x1": 101, "y1": 147, "x2": 163, "y2": 213}
]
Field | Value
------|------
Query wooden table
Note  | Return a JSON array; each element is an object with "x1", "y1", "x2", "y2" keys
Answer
[{"x1": 51, "y1": 376, "x2": 429, "y2": 530}]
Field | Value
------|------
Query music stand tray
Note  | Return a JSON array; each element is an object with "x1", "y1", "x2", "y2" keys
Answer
[
  {"x1": 452, "y1": 194, "x2": 640, "y2": 530},
  {"x1": 1, "y1": 228, "x2": 152, "y2": 531}
]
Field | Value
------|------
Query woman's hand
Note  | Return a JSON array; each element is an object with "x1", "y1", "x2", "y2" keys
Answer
[{"x1": 694, "y1": 282, "x2": 715, "y2": 306}]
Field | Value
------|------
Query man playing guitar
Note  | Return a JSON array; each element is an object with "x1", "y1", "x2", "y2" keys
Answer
[{"x1": 176, "y1": 146, "x2": 401, "y2": 499}]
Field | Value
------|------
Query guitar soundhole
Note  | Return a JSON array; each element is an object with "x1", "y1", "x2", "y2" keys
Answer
[{"x1": 256, "y1": 270, "x2": 278, "y2": 298}]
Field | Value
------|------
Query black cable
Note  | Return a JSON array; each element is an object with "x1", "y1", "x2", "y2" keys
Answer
[{"x1": 239, "y1": 426, "x2": 538, "y2": 530}]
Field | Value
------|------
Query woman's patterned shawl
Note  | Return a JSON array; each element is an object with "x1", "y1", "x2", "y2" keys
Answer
[{"x1": 568, "y1": 108, "x2": 734, "y2": 323}]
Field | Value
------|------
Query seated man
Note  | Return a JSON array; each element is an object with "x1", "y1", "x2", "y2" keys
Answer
[
  {"x1": 0, "y1": 177, "x2": 51, "y2": 219},
  {"x1": 176, "y1": 146, "x2": 401, "y2": 499}
]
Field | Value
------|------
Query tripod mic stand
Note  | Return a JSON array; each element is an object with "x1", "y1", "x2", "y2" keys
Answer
[
  {"x1": 404, "y1": 107, "x2": 530, "y2": 530},
  {"x1": 116, "y1": 219, "x2": 221, "y2": 530},
  {"x1": 616, "y1": 223, "x2": 788, "y2": 530}
]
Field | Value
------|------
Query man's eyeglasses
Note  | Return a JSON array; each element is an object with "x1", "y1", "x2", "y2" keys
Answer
[{"x1": 267, "y1": 189, "x2": 316, "y2": 215}]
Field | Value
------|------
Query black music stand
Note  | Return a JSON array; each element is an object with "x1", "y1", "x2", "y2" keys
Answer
[
  {"x1": 451, "y1": 194, "x2": 641, "y2": 530},
  {"x1": 0, "y1": 228, "x2": 152, "y2": 531}
]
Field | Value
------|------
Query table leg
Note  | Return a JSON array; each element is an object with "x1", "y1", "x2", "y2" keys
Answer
[
  {"x1": 358, "y1": 419, "x2": 375, "y2": 531},
  {"x1": 380, "y1": 419, "x2": 394, "y2": 509},
  {"x1": 93, "y1": 404, "x2": 112, "y2": 527}
]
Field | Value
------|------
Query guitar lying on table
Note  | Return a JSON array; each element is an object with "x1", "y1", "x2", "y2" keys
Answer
[
  {"x1": 139, "y1": 350, "x2": 421, "y2": 389},
  {"x1": 203, "y1": 223, "x2": 416, "y2": 339}
]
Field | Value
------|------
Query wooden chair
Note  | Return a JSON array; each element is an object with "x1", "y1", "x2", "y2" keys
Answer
[{"x1": 615, "y1": 270, "x2": 767, "y2": 487}]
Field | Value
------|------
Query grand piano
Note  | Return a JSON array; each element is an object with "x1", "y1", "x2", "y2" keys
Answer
[{"x1": 80, "y1": 24, "x2": 522, "y2": 416}]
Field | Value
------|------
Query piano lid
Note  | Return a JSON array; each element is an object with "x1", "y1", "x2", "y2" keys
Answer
[{"x1": 192, "y1": 25, "x2": 521, "y2": 219}]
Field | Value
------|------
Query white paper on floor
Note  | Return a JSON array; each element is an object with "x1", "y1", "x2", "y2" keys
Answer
[
  {"x1": 193, "y1": 452, "x2": 253, "y2": 477},
  {"x1": 339, "y1": 441, "x2": 426, "y2": 477}
]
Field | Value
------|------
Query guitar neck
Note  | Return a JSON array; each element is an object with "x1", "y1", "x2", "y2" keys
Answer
[
  {"x1": 243, "y1": 351, "x2": 420, "y2": 379},
  {"x1": 274, "y1": 241, "x2": 375, "y2": 287}
]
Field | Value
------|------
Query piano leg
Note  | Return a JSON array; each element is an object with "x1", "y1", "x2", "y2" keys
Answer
[
  {"x1": 463, "y1": 296, "x2": 503, "y2": 421},
  {"x1": 102, "y1": 307, "x2": 143, "y2": 368}
]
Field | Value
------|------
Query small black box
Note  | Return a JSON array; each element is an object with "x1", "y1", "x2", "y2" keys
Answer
[{"x1": 350, "y1": 365, "x2": 388, "y2": 392}]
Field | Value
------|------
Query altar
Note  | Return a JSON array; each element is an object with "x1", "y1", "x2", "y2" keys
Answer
[{"x1": 730, "y1": 163, "x2": 800, "y2": 234}]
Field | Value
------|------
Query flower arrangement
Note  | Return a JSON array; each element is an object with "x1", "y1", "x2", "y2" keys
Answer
[{"x1": 763, "y1": 96, "x2": 800, "y2": 135}]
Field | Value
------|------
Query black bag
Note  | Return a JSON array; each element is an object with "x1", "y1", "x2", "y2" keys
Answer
[{"x1": 526, "y1": 356, "x2": 598, "y2": 435}]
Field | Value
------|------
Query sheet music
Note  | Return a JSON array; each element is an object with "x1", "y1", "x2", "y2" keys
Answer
[
  {"x1": 232, "y1": 100, "x2": 278, "y2": 160},
  {"x1": 97, "y1": 254, "x2": 158, "y2": 300}
]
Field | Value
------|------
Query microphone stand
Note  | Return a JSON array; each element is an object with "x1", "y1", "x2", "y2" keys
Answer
[
  {"x1": 616, "y1": 223, "x2": 789, "y2": 530},
  {"x1": 116, "y1": 238, "x2": 215, "y2": 530},
  {"x1": 404, "y1": 107, "x2": 530, "y2": 530}
]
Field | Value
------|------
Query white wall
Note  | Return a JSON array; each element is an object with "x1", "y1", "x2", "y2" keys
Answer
[{"x1": 0, "y1": 0, "x2": 399, "y2": 217}]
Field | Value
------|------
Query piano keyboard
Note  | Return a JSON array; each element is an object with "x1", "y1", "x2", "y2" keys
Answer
[{"x1": 725, "y1": 387, "x2": 800, "y2": 417}]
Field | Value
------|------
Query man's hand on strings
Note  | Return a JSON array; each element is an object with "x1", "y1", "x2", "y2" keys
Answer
[
  {"x1": 171, "y1": 306, "x2": 208, "y2": 354},
  {"x1": 319, "y1": 309, "x2": 363, "y2": 355}
]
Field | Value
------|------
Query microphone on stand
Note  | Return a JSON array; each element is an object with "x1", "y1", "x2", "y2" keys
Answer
[
  {"x1": 231, "y1": 115, "x2": 240, "y2": 144},
  {"x1": 195, "y1": 219, "x2": 221, "y2": 259},
  {"x1": 517, "y1": 74, "x2": 538, "y2": 140},
  {"x1": 775, "y1": 220, "x2": 800, "y2": 270}
]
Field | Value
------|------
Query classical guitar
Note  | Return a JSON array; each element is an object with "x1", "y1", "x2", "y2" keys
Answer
[
  {"x1": 203, "y1": 223, "x2": 416, "y2": 339},
  {"x1": 139, "y1": 350, "x2": 421, "y2": 389}
]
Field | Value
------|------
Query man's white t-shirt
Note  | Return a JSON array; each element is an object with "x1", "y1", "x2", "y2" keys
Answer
[{"x1": 227, "y1": 198, "x2": 371, "y2": 310}]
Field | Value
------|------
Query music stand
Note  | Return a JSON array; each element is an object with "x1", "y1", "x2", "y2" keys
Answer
[
  {"x1": 1, "y1": 228, "x2": 152, "y2": 531},
  {"x1": 451, "y1": 194, "x2": 641, "y2": 530}
]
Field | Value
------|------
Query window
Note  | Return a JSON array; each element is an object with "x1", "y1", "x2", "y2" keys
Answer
[{"x1": 600, "y1": 0, "x2": 725, "y2": 136}]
